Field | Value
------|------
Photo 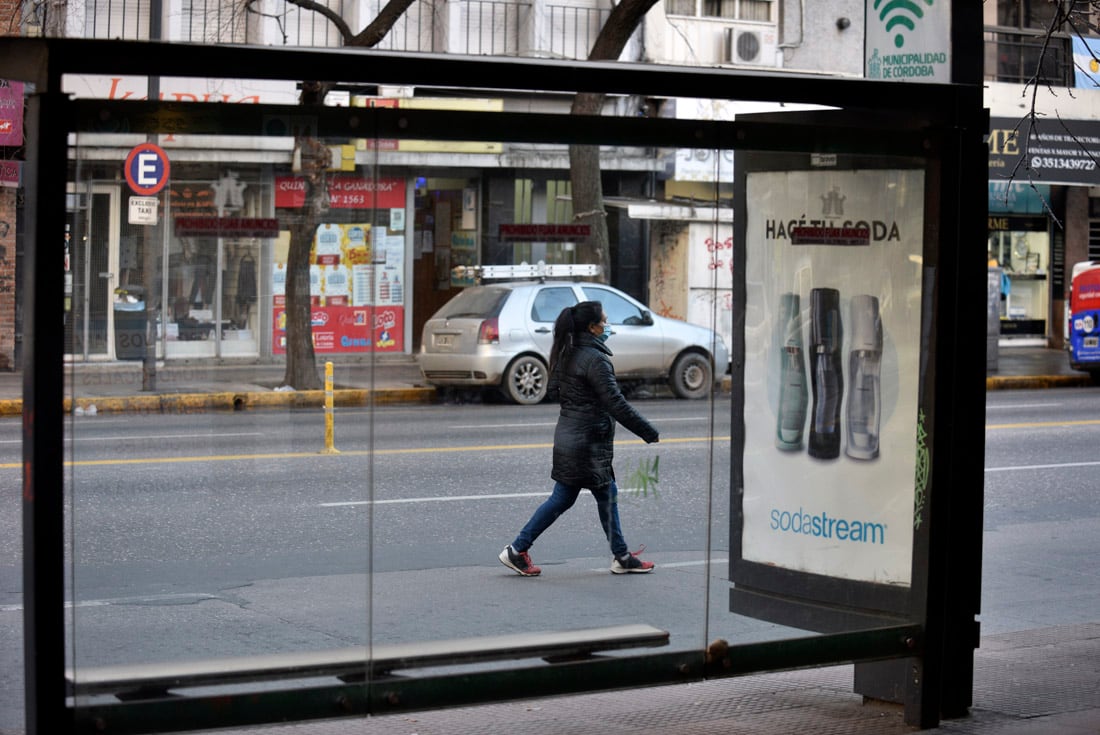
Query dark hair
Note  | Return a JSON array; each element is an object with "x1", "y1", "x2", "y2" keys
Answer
[{"x1": 550, "y1": 301, "x2": 602, "y2": 372}]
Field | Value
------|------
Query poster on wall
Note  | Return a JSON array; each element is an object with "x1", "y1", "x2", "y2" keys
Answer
[
  {"x1": 739, "y1": 167, "x2": 924, "y2": 588},
  {"x1": 272, "y1": 222, "x2": 405, "y2": 354}
]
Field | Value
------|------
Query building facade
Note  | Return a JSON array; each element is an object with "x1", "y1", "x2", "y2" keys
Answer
[{"x1": 1, "y1": 0, "x2": 1099, "y2": 368}]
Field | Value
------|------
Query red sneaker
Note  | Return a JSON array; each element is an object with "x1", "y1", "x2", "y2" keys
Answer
[
  {"x1": 499, "y1": 545, "x2": 541, "y2": 576},
  {"x1": 611, "y1": 547, "x2": 655, "y2": 574}
]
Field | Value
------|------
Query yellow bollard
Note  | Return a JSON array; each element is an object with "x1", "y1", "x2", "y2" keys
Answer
[{"x1": 321, "y1": 360, "x2": 340, "y2": 454}]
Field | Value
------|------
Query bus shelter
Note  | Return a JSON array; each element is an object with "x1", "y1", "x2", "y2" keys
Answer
[{"x1": 5, "y1": 31, "x2": 988, "y2": 735}]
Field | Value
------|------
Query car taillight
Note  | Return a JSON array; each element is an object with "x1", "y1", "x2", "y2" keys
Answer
[{"x1": 478, "y1": 317, "x2": 500, "y2": 344}]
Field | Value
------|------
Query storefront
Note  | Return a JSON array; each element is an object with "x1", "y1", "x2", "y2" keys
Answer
[
  {"x1": 987, "y1": 112, "x2": 1100, "y2": 346},
  {"x1": 987, "y1": 183, "x2": 1053, "y2": 341}
]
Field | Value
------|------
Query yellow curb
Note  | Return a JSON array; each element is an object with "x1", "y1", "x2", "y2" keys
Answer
[
  {"x1": 986, "y1": 375, "x2": 1094, "y2": 390},
  {"x1": 0, "y1": 387, "x2": 437, "y2": 416}
]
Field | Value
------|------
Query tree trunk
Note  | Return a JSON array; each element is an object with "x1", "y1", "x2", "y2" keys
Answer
[
  {"x1": 281, "y1": 133, "x2": 328, "y2": 390},
  {"x1": 568, "y1": 0, "x2": 659, "y2": 282}
]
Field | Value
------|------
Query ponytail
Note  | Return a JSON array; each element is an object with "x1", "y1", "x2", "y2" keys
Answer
[{"x1": 549, "y1": 301, "x2": 603, "y2": 372}]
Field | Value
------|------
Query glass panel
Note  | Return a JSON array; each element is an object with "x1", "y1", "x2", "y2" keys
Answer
[{"x1": 51, "y1": 86, "x2": 929, "y2": 730}]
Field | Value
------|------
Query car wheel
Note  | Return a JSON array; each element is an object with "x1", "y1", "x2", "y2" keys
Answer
[
  {"x1": 503, "y1": 355, "x2": 549, "y2": 405},
  {"x1": 669, "y1": 352, "x2": 712, "y2": 399}
]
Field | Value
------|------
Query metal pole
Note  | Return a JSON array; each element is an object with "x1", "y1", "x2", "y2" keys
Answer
[
  {"x1": 321, "y1": 360, "x2": 339, "y2": 454},
  {"x1": 23, "y1": 87, "x2": 74, "y2": 735}
]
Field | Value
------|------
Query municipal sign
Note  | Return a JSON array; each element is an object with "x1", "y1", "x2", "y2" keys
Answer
[
  {"x1": 128, "y1": 196, "x2": 159, "y2": 225},
  {"x1": 124, "y1": 142, "x2": 171, "y2": 195}
]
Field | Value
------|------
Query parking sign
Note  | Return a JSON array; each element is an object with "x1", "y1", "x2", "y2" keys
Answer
[{"x1": 124, "y1": 143, "x2": 171, "y2": 196}]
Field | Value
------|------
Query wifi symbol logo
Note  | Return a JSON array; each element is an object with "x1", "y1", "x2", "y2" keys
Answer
[{"x1": 875, "y1": 0, "x2": 934, "y2": 49}]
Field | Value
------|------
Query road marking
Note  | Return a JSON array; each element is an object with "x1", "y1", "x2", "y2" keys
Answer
[
  {"x1": 0, "y1": 435, "x2": 726, "y2": 470},
  {"x1": 986, "y1": 419, "x2": 1100, "y2": 430},
  {"x1": 321, "y1": 492, "x2": 550, "y2": 507},
  {"x1": 986, "y1": 460, "x2": 1100, "y2": 472},
  {"x1": 0, "y1": 431, "x2": 264, "y2": 445}
]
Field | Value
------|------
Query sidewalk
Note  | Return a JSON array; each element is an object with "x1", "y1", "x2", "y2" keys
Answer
[
  {"x1": 0, "y1": 346, "x2": 1093, "y2": 417},
  {"x1": 197, "y1": 622, "x2": 1100, "y2": 735}
]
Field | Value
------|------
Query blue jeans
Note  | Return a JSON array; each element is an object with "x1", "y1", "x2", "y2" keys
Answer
[{"x1": 512, "y1": 481, "x2": 628, "y2": 558}]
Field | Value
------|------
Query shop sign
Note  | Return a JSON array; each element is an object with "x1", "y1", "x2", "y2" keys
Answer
[
  {"x1": 274, "y1": 175, "x2": 406, "y2": 209},
  {"x1": 0, "y1": 80, "x2": 23, "y2": 147},
  {"x1": 0, "y1": 160, "x2": 20, "y2": 188},
  {"x1": 499, "y1": 224, "x2": 591, "y2": 241},
  {"x1": 174, "y1": 216, "x2": 279, "y2": 238},
  {"x1": 988, "y1": 116, "x2": 1100, "y2": 187}
]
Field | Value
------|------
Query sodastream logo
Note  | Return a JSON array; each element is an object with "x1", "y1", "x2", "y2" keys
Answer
[
  {"x1": 874, "y1": 0, "x2": 934, "y2": 49},
  {"x1": 770, "y1": 506, "x2": 886, "y2": 545}
]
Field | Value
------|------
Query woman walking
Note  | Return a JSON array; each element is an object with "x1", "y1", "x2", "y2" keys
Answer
[{"x1": 499, "y1": 301, "x2": 660, "y2": 576}]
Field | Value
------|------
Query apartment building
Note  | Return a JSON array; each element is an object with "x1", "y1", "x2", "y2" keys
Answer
[{"x1": 1, "y1": 0, "x2": 1097, "y2": 367}]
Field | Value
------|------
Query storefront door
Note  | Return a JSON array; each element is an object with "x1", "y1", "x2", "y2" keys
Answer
[{"x1": 65, "y1": 184, "x2": 120, "y2": 360}]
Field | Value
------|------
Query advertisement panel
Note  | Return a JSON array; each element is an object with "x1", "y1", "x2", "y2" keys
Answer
[
  {"x1": 272, "y1": 222, "x2": 405, "y2": 354},
  {"x1": 0, "y1": 80, "x2": 23, "y2": 147},
  {"x1": 739, "y1": 167, "x2": 924, "y2": 588}
]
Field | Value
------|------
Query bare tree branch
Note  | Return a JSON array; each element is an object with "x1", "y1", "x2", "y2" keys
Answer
[{"x1": 348, "y1": 0, "x2": 419, "y2": 47}]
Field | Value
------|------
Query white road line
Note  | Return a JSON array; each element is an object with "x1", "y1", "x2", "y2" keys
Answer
[
  {"x1": 321, "y1": 491, "x2": 551, "y2": 507},
  {"x1": 986, "y1": 460, "x2": 1100, "y2": 472},
  {"x1": 319, "y1": 488, "x2": 663, "y2": 507}
]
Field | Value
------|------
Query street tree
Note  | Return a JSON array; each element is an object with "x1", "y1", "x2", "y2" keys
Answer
[{"x1": 246, "y1": 0, "x2": 655, "y2": 388}]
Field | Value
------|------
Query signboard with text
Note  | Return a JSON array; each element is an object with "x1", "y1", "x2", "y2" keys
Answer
[
  {"x1": 274, "y1": 175, "x2": 406, "y2": 209},
  {"x1": 988, "y1": 116, "x2": 1100, "y2": 187},
  {"x1": 864, "y1": 0, "x2": 951, "y2": 83}
]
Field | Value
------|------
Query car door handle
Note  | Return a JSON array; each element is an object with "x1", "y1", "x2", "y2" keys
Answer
[{"x1": 534, "y1": 327, "x2": 551, "y2": 333}]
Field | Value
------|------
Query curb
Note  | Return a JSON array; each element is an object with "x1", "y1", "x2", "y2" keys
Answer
[
  {"x1": 0, "y1": 376, "x2": 1091, "y2": 416},
  {"x1": 985, "y1": 374, "x2": 1094, "y2": 390},
  {"x1": 0, "y1": 387, "x2": 437, "y2": 417}
]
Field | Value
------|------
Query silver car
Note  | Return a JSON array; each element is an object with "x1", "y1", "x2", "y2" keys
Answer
[{"x1": 417, "y1": 280, "x2": 730, "y2": 405}]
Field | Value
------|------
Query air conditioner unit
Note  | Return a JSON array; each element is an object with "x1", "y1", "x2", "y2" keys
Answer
[{"x1": 723, "y1": 27, "x2": 776, "y2": 66}]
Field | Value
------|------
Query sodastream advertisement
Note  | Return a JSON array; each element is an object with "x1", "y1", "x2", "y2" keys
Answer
[{"x1": 741, "y1": 168, "x2": 924, "y2": 587}]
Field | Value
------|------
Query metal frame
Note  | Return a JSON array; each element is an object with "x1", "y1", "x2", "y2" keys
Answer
[{"x1": 7, "y1": 22, "x2": 986, "y2": 733}]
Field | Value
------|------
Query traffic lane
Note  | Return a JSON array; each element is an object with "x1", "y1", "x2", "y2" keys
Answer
[
  {"x1": 984, "y1": 388, "x2": 1100, "y2": 528},
  {"x1": 0, "y1": 395, "x2": 731, "y2": 463},
  {"x1": 26, "y1": 434, "x2": 726, "y2": 602}
]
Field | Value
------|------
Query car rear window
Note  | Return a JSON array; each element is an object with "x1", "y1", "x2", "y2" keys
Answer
[{"x1": 433, "y1": 287, "x2": 510, "y2": 319}]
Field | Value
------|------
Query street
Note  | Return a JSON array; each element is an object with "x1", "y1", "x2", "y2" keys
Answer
[{"x1": 2, "y1": 387, "x2": 1100, "y2": 732}]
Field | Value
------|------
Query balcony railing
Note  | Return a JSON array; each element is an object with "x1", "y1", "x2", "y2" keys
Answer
[
  {"x1": 60, "y1": 0, "x2": 605, "y2": 60},
  {"x1": 984, "y1": 26, "x2": 1074, "y2": 87}
]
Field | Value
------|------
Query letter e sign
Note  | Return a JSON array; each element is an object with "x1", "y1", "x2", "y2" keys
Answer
[{"x1": 124, "y1": 143, "x2": 171, "y2": 196}]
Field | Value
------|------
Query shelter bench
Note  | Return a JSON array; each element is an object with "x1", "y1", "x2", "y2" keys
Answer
[{"x1": 66, "y1": 623, "x2": 670, "y2": 702}]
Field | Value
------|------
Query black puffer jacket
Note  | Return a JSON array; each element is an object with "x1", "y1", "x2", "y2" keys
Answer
[{"x1": 549, "y1": 332, "x2": 659, "y2": 489}]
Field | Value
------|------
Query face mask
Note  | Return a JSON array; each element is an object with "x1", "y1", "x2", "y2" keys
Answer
[{"x1": 595, "y1": 330, "x2": 610, "y2": 344}]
